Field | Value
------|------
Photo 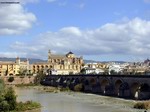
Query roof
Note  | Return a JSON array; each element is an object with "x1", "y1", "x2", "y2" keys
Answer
[
  {"x1": 49, "y1": 54, "x2": 66, "y2": 59},
  {"x1": 69, "y1": 51, "x2": 74, "y2": 54},
  {"x1": 66, "y1": 51, "x2": 74, "y2": 55},
  {"x1": 0, "y1": 61, "x2": 16, "y2": 65},
  {"x1": 32, "y1": 62, "x2": 49, "y2": 65}
]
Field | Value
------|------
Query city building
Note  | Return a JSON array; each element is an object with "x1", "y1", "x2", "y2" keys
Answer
[
  {"x1": 83, "y1": 63, "x2": 106, "y2": 74},
  {"x1": 31, "y1": 50, "x2": 84, "y2": 75},
  {"x1": 0, "y1": 57, "x2": 30, "y2": 76}
]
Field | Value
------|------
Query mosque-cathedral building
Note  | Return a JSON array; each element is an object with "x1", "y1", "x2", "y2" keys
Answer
[{"x1": 32, "y1": 50, "x2": 84, "y2": 75}]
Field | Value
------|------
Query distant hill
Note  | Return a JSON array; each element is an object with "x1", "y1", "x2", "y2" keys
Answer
[
  {"x1": 84, "y1": 59, "x2": 100, "y2": 63},
  {"x1": 0, "y1": 57, "x2": 126, "y2": 64}
]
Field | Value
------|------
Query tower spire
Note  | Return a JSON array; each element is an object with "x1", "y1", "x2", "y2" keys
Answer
[{"x1": 48, "y1": 49, "x2": 51, "y2": 62}]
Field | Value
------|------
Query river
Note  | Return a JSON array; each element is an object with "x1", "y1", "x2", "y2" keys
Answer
[{"x1": 15, "y1": 87, "x2": 149, "y2": 112}]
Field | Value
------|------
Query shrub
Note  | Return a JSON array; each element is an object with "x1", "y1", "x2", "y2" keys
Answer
[
  {"x1": 4, "y1": 87, "x2": 17, "y2": 110},
  {"x1": 134, "y1": 101, "x2": 150, "y2": 109},
  {"x1": 8, "y1": 77, "x2": 14, "y2": 82},
  {"x1": 0, "y1": 79, "x2": 5, "y2": 92},
  {"x1": 74, "y1": 83, "x2": 83, "y2": 91},
  {"x1": 0, "y1": 100, "x2": 10, "y2": 111},
  {"x1": 15, "y1": 101, "x2": 41, "y2": 111}
]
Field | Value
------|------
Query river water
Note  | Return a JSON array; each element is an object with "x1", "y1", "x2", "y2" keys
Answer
[{"x1": 15, "y1": 87, "x2": 148, "y2": 112}]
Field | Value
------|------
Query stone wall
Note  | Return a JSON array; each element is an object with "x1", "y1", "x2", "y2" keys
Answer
[{"x1": 0, "y1": 76, "x2": 36, "y2": 85}]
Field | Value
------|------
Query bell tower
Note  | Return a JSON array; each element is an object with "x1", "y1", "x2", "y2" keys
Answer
[{"x1": 48, "y1": 49, "x2": 51, "y2": 62}]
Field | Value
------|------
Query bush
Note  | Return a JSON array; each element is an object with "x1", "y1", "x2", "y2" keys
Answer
[
  {"x1": 74, "y1": 83, "x2": 83, "y2": 91},
  {"x1": 8, "y1": 77, "x2": 14, "y2": 82},
  {"x1": 134, "y1": 101, "x2": 150, "y2": 109},
  {"x1": 0, "y1": 79, "x2": 5, "y2": 92},
  {"x1": 15, "y1": 101, "x2": 41, "y2": 111},
  {"x1": 0, "y1": 80, "x2": 41, "y2": 112},
  {"x1": 4, "y1": 87, "x2": 17, "y2": 110},
  {"x1": 0, "y1": 100, "x2": 10, "y2": 111}
]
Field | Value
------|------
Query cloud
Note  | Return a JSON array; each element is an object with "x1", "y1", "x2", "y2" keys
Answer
[
  {"x1": 0, "y1": 1, "x2": 36, "y2": 35},
  {"x1": 9, "y1": 17, "x2": 150, "y2": 60}
]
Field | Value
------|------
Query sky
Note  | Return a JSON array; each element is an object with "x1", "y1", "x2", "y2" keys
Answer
[{"x1": 0, "y1": 0, "x2": 150, "y2": 61}]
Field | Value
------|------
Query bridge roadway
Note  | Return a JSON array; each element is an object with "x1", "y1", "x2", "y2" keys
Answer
[{"x1": 41, "y1": 74, "x2": 150, "y2": 100}]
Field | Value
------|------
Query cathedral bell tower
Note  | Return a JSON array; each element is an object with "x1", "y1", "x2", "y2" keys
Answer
[{"x1": 48, "y1": 49, "x2": 51, "y2": 62}]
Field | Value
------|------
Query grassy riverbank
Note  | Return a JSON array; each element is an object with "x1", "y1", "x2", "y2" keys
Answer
[{"x1": 11, "y1": 101, "x2": 41, "y2": 112}]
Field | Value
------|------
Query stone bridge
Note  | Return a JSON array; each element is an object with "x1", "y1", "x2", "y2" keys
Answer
[{"x1": 41, "y1": 75, "x2": 150, "y2": 100}]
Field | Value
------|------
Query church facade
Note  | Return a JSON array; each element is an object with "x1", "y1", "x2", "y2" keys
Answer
[{"x1": 32, "y1": 50, "x2": 84, "y2": 75}]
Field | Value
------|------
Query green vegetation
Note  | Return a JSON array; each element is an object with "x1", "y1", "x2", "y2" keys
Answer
[
  {"x1": 0, "y1": 79, "x2": 5, "y2": 92},
  {"x1": 8, "y1": 77, "x2": 14, "y2": 82},
  {"x1": 74, "y1": 83, "x2": 83, "y2": 92},
  {"x1": 15, "y1": 83, "x2": 37, "y2": 87},
  {"x1": 34, "y1": 70, "x2": 46, "y2": 85},
  {"x1": 0, "y1": 79, "x2": 41, "y2": 112},
  {"x1": 0, "y1": 87, "x2": 17, "y2": 111},
  {"x1": 12, "y1": 101, "x2": 41, "y2": 112},
  {"x1": 80, "y1": 68, "x2": 86, "y2": 74},
  {"x1": 134, "y1": 101, "x2": 150, "y2": 109}
]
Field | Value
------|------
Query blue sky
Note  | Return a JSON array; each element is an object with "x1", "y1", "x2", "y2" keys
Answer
[{"x1": 0, "y1": 0, "x2": 150, "y2": 61}]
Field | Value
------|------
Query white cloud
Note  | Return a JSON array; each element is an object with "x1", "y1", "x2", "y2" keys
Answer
[
  {"x1": 9, "y1": 17, "x2": 150, "y2": 60},
  {"x1": 0, "y1": 1, "x2": 36, "y2": 35},
  {"x1": 60, "y1": 27, "x2": 82, "y2": 36}
]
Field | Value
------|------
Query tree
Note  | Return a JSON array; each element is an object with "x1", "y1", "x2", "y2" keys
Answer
[
  {"x1": 4, "y1": 87, "x2": 17, "y2": 110},
  {"x1": 8, "y1": 77, "x2": 14, "y2": 82},
  {"x1": 110, "y1": 70, "x2": 117, "y2": 75},
  {"x1": 34, "y1": 70, "x2": 46, "y2": 85},
  {"x1": 0, "y1": 79, "x2": 5, "y2": 93},
  {"x1": 80, "y1": 68, "x2": 86, "y2": 74},
  {"x1": 0, "y1": 100, "x2": 9, "y2": 111}
]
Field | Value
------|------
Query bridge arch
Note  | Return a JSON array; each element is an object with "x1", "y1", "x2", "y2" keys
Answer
[
  {"x1": 130, "y1": 82, "x2": 140, "y2": 99},
  {"x1": 140, "y1": 83, "x2": 150, "y2": 92},
  {"x1": 90, "y1": 78, "x2": 97, "y2": 85},
  {"x1": 84, "y1": 79, "x2": 89, "y2": 85},
  {"x1": 119, "y1": 82, "x2": 130, "y2": 97},
  {"x1": 100, "y1": 78, "x2": 110, "y2": 94},
  {"x1": 138, "y1": 83, "x2": 150, "y2": 99},
  {"x1": 114, "y1": 79, "x2": 123, "y2": 96}
]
